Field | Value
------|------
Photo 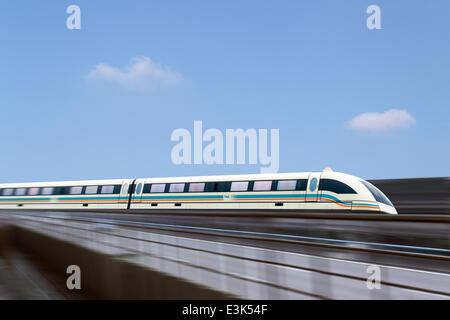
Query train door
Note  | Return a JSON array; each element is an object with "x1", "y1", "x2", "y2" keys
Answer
[
  {"x1": 306, "y1": 173, "x2": 322, "y2": 202},
  {"x1": 119, "y1": 180, "x2": 132, "y2": 209},
  {"x1": 131, "y1": 179, "x2": 144, "y2": 208}
]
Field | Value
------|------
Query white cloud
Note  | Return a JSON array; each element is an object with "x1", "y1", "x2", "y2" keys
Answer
[
  {"x1": 347, "y1": 109, "x2": 416, "y2": 134},
  {"x1": 86, "y1": 56, "x2": 183, "y2": 92}
]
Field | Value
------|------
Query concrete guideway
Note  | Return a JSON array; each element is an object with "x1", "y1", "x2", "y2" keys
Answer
[{"x1": 1, "y1": 212, "x2": 449, "y2": 299}]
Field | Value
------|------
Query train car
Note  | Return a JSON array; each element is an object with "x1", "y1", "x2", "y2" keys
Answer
[{"x1": 0, "y1": 169, "x2": 397, "y2": 214}]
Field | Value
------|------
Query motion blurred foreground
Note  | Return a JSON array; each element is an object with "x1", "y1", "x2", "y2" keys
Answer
[{"x1": 0, "y1": 177, "x2": 448, "y2": 299}]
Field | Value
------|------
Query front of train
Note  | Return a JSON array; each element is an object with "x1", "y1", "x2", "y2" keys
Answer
[
  {"x1": 323, "y1": 171, "x2": 398, "y2": 214},
  {"x1": 358, "y1": 179, "x2": 397, "y2": 214}
]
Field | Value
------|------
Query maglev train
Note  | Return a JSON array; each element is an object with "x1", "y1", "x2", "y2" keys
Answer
[{"x1": 0, "y1": 168, "x2": 397, "y2": 214}]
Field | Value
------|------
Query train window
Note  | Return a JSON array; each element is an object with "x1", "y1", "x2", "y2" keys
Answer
[
  {"x1": 85, "y1": 186, "x2": 98, "y2": 194},
  {"x1": 205, "y1": 181, "x2": 231, "y2": 192},
  {"x1": 101, "y1": 185, "x2": 115, "y2": 194},
  {"x1": 15, "y1": 188, "x2": 27, "y2": 196},
  {"x1": 135, "y1": 184, "x2": 142, "y2": 194},
  {"x1": 169, "y1": 183, "x2": 185, "y2": 193},
  {"x1": 113, "y1": 185, "x2": 121, "y2": 194},
  {"x1": 296, "y1": 179, "x2": 308, "y2": 191},
  {"x1": 150, "y1": 184, "x2": 166, "y2": 193},
  {"x1": 121, "y1": 184, "x2": 129, "y2": 195},
  {"x1": 253, "y1": 180, "x2": 272, "y2": 191},
  {"x1": 230, "y1": 181, "x2": 249, "y2": 192},
  {"x1": 2, "y1": 189, "x2": 14, "y2": 196},
  {"x1": 142, "y1": 184, "x2": 151, "y2": 193},
  {"x1": 53, "y1": 187, "x2": 67, "y2": 195},
  {"x1": 28, "y1": 188, "x2": 40, "y2": 196},
  {"x1": 319, "y1": 179, "x2": 357, "y2": 194},
  {"x1": 277, "y1": 180, "x2": 297, "y2": 191},
  {"x1": 70, "y1": 186, "x2": 83, "y2": 195},
  {"x1": 310, "y1": 178, "x2": 318, "y2": 191},
  {"x1": 188, "y1": 183, "x2": 205, "y2": 192},
  {"x1": 360, "y1": 180, "x2": 393, "y2": 206},
  {"x1": 41, "y1": 187, "x2": 54, "y2": 195}
]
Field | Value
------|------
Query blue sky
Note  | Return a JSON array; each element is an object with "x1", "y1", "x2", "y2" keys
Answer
[{"x1": 0, "y1": 0, "x2": 449, "y2": 183}]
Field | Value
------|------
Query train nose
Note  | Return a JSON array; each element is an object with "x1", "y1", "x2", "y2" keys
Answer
[{"x1": 379, "y1": 203, "x2": 398, "y2": 214}]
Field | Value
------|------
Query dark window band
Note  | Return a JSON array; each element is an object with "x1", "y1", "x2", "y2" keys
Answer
[{"x1": 319, "y1": 179, "x2": 357, "y2": 194}]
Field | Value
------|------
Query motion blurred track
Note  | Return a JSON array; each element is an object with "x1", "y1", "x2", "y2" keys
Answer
[
  {"x1": 7, "y1": 210, "x2": 450, "y2": 274},
  {"x1": 2, "y1": 210, "x2": 449, "y2": 299}
]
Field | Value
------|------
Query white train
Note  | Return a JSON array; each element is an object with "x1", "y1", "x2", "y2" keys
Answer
[{"x1": 0, "y1": 169, "x2": 397, "y2": 214}]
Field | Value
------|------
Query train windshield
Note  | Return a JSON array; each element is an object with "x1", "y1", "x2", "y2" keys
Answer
[{"x1": 360, "y1": 180, "x2": 394, "y2": 207}]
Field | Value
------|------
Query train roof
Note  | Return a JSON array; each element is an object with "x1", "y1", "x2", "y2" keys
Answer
[{"x1": 0, "y1": 170, "x2": 363, "y2": 187}]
